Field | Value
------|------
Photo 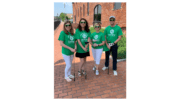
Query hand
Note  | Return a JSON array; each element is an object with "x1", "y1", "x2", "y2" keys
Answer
[
  {"x1": 107, "y1": 45, "x2": 111, "y2": 50},
  {"x1": 83, "y1": 47, "x2": 87, "y2": 52},
  {"x1": 85, "y1": 44, "x2": 89, "y2": 48},
  {"x1": 70, "y1": 48, "x2": 76, "y2": 52},
  {"x1": 93, "y1": 43, "x2": 98, "y2": 47}
]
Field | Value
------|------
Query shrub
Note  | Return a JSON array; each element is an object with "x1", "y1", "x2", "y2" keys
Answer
[
  {"x1": 117, "y1": 47, "x2": 126, "y2": 59},
  {"x1": 117, "y1": 34, "x2": 126, "y2": 59},
  {"x1": 89, "y1": 27, "x2": 105, "y2": 34}
]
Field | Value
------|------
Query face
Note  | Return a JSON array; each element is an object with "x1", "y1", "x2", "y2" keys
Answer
[
  {"x1": 109, "y1": 18, "x2": 115, "y2": 25},
  {"x1": 80, "y1": 20, "x2": 86, "y2": 28},
  {"x1": 65, "y1": 23, "x2": 71, "y2": 31},
  {"x1": 94, "y1": 24, "x2": 100, "y2": 32}
]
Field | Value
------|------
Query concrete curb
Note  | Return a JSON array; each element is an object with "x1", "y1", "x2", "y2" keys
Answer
[{"x1": 110, "y1": 56, "x2": 126, "y2": 62}]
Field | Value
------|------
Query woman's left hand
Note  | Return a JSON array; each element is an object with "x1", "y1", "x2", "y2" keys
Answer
[{"x1": 85, "y1": 44, "x2": 89, "y2": 48}]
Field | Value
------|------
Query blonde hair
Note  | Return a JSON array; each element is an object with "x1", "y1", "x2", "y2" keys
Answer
[{"x1": 94, "y1": 23, "x2": 101, "y2": 29}]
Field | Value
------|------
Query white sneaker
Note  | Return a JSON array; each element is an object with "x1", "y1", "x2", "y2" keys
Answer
[
  {"x1": 68, "y1": 75, "x2": 74, "y2": 79},
  {"x1": 93, "y1": 66, "x2": 96, "y2": 70},
  {"x1": 113, "y1": 71, "x2": 117, "y2": 76},
  {"x1": 102, "y1": 66, "x2": 108, "y2": 71},
  {"x1": 65, "y1": 77, "x2": 72, "y2": 82},
  {"x1": 96, "y1": 70, "x2": 99, "y2": 75}
]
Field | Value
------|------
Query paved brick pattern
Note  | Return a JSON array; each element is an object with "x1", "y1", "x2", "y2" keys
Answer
[{"x1": 54, "y1": 22, "x2": 126, "y2": 99}]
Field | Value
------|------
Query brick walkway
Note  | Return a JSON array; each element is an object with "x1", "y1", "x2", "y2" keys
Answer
[{"x1": 54, "y1": 22, "x2": 126, "y2": 98}]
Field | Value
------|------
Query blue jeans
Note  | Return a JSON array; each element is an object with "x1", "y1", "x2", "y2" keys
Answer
[{"x1": 105, "y1": 44, "x2": 117, "y2": 70}]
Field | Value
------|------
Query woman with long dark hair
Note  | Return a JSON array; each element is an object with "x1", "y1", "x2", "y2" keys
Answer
[
  {"x1": 75, "y1": 18, "x2": 91, "y2": 77},
  {"x1": 58, "y1": 21, "x2": 77, "y2": 82}
]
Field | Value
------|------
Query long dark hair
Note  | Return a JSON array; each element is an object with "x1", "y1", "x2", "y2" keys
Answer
[
  {"x1": 63, "y1": 21, "x2": 74, "y2": 35},
  {"x1": 77, "y1": 18, "x2": 90, "y2": 32}
]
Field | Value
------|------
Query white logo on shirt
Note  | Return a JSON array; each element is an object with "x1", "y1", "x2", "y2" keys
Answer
[
  {"x1": 108, "y1": 29, "x2": 115, "y2": 36},
  {"x1": 82, "y1": 33, "x2": 87, "y2": 39},
  {"x1": 70, "y1": 36, "x2": 74, "y2": 41},
  {"x1": 68, "y1": 35, "x2": 74, "y2": 43},
  {"x1": 94, "y1": 35, "x2": 98, "y2": 39},
  {"x1": 110, "y1": 29, "x2": 114, "y2": 34}
]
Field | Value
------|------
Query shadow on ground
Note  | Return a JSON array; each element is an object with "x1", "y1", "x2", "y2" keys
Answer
[{"x1": 54, "y1": 59, "x2": 126, "y2": 98}]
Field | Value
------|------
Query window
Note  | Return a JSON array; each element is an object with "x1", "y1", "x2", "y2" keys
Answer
[
  {"x1": 83, "y1": 4, "x2": 85, "y2": 17},
  {"x1": 87, "y1": 3, "x2": 89, "y2": 16},
  {"x1": 114, "y1": 2, "x2": 121, "y2": 10},
  {"x1": 94, "y1": 5, "x2": 101, "y2": 22}
]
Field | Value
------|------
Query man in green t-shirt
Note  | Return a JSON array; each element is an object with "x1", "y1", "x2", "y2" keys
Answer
[{"x1": 102, "y1": 16, "x2": 123, "y2": 76}]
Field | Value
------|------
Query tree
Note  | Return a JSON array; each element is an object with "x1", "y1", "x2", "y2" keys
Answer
[{"x1": 59, "y1": 13, "x2": 67, "y2": 21}]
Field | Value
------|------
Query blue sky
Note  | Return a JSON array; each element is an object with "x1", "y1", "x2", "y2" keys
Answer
[{"x1": 54, "y1": 2, "x2": 73, "y2": 16}]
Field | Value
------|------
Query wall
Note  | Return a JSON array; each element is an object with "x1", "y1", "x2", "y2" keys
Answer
[{"x1": 72, "y1": 2, "x2": 126, "y2": 28}]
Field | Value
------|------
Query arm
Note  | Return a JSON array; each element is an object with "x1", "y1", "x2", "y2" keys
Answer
[
  {"x1": 114, "y1": 26, "x2": 123, "y2": 44},
  {"x1": 89, "y1": 38, "x2": 93, "y2": 46},
  {"x1": 60, "y1": 41, "x2": 75, "y2": 52},
  {"x1": 77, "y1": 39, "x2": 87, "y2": 51},
  {"x1": 114, "y1": 36, "x2": 121, "y2": 44},
  {"x1": 105, "y1": 35, "x2": 111, "y2": 49},
  {"x1": 98, "y1": 41, "x2": 105, "y2": 46},
  {"x1": 74, "y1": 40, "x2": 77, "y2": 51}
]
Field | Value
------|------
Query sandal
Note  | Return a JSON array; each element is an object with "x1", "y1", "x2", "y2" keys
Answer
[
  {"x1": 65, "y1": 77, "x2": 72, "y2": 82},
  {"x1": 82, "y1": 70, "x2": 86, "y2": 75},
  {"x1": 81, "y1": 70, "x2": 85, "y2": 74},
  {"x1": 78, "y1": 71, "x2": 81, "y2": 77}
]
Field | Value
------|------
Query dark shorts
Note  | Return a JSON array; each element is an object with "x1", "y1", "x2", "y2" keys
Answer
[{"x1": 75, "y1": 52, "x2": 90, "y2": 58}]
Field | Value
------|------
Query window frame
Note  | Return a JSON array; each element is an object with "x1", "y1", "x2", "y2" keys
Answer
[
  {"x1": 93, "y1": 4, "x2": 101, "y2": 22},
  {"x1": 114, "y1": 2, "x2": 122, "y2": 10}
]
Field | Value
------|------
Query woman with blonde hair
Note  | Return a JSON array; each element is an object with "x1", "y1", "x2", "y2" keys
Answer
[{"x1": 89, "y1": 23, "x2": 105, "y2": 75}]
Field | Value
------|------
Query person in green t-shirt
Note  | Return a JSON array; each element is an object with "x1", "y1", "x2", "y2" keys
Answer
[
  {"x1": 89, "y1": 23, "x2": 105, "y2": 75},
  {"x1": 58, "y1": 21, "x2": 77, "y2": 82},
  {"x1": 102, "y1": 16, "x2": 123, "y2": 76},
  {"x1": 75, "y1": 18, "x2": 91, "y2": 77}
]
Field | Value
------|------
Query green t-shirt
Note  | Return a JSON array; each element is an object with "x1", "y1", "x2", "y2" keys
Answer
[
  {"x1": 103, "y1": 25, "x2": 123, "y2": 51},
  {"x1": 90, "y1": 32, "x2": 105, "y2": 49},
  {"x1": 75, "y1": 28, "x2": 91, "y2": 53},
  {"x1": 58, "y1": 31, "x2": 76, "y2": 56}
]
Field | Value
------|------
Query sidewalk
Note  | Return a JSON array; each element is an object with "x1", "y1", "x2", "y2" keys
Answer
[{"x1": 54, "y1": 22, "x2": 126, "y2": 98}]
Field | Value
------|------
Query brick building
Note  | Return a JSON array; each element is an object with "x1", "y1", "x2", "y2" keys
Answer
[{"x1": 72, "y1": 2, "x2": 126, "y2": 34}]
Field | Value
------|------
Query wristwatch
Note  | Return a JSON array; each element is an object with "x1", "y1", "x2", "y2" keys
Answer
[{"x1": 98, "y1": 44, "x2": 99, "y2": 46}]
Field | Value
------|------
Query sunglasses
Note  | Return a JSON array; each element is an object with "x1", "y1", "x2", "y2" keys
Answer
[
  {"x1": 94, "y1": 26, "x2": 100, "y2": 28},
  {"x1": 65, "y1": 24, "x2": 71, "y2": 27},
  {"x1": 80, "y1": 21, "x2": 86, "y2": 24},
  {"x1": 109, "y1": 19, "x2": 115, "y2": 21}
]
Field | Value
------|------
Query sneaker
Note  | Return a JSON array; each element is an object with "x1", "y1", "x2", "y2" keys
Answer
[
  {"x1": 96, "y1": 70, "x2": 99, "y2": 75},
  {"x1": 113, "y1": 71, "x2": 117, "y2": 76},
  {"x1": 68, "y1": 75, "x2": 74, "y2": 79},
  {"x1": 93, "y1": 66, "x2": 96, "y2": 70},
  {"x1": 102, "y1": 66, "x2": 108, "y2": 71},
  {"x1": 65, "y1": 77, "x2": 72, "y2": 82}
]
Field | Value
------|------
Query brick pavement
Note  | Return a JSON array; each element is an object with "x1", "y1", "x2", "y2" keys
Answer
[{"x1": 54, "y1": 22, "x2": 126, "y2": 99}]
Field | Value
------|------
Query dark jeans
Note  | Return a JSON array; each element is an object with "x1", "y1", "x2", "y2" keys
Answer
[{"x1": 105, "y1": 44, "x2": 118, "y2": 70}]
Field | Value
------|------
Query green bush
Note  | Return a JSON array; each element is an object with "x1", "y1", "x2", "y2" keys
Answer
[
  {"x1": 89, "y1": 27, "x2": 105, "y2": 34},
  {"x1": 117, "y1": 34, "x2": 126, "y2": 59}
]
